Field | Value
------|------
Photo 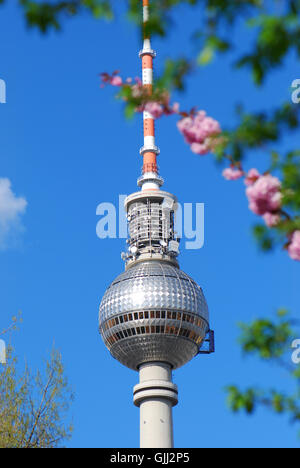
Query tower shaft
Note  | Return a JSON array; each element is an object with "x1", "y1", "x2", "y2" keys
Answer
[{"x1": 133, "y1": 363, "x2": 178, "y2": 448}]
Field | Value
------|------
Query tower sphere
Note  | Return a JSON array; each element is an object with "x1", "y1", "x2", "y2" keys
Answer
[{"x1": 99, "y1": 260, "x2": 209, "y2": 370}]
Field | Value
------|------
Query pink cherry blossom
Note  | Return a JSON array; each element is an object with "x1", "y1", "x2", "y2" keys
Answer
[
  {"x1": 144, "y1": 102, "x2": 164, "y2": 119},
  {"x1": 288, "y1": 231, "x2": 300, "y2": 261},
  {"x1": 222, "y1": 167, "x2": 244, "y2": 181},
  {"x1": 134, "y1": 77, "x2": 142, "y2": 86},
  {"x1": 177, "y1": 111, "x2": 221, "y2": 156},
  {"x1": 177, "y1": 116, "x2": 194, "y2": 143},
  {"x1": 190, "y1": 142, "x2": 210, "y2": 155},
  {"x1": 245, "y1": 168, "x2": 260, "y2": 186},
  {"x1": 172, "y1": 102, "x2": 180, "y2": 113},
  {"x1": 263, "y1": 212, "x2": 281, "y2": 227},
  {"x1": 131, "y1": 83, "x2": 143, "y2": 98},
  {"x1": 110, "y1": 75, "x2": 123, "y2": 86},
  {"x1": 246, "y1": 174, "x2": 282, "y2": 216}
]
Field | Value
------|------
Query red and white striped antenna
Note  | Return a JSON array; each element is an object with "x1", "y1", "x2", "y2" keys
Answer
[{"x1": 138, "y1": 0, "x2": 163, "y2": 191}]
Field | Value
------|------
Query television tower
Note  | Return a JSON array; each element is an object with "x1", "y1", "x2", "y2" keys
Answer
[{"x1": 99, "y1": 0, "x2": 214, "y2": 448}]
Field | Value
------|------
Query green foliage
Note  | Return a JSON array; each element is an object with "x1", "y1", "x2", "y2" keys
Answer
[
  {"x1": 227, "y1": 385, "x2": 300, "y2": 423},
  {"x1": 197, "y1": 35, "x2": 230, "y2": 66},
  {"x1": 156, "y1": 58, "x2": 192, "y2": 91},
  {"x1": 0, "y1": 314, "x2": 22, "y2": 337},
  {"x1": 226, "y1": 312, "x2": 300, "y2": 433},
  {"x1": 128, "y1": 0, "x2": 200, "y2": 38},
  {"x1": 227, "y1": 386, "x2": 257, "y2": 414},
  {"x1": 8, "y1": 0, "x2": 299, "y2": 88},
  {"x1": 19, "y1": 0, "x2": 113, "y2": 32},
  {"x1": 0, "y1": 345, "x2": 73, "y2": 448},
  {"x1": 217, "y1": 103, "x2": 300, "y2": 163},
  {"x1": 281, "y1": 151, "x2": 300, "y2": 212},
  {"x1": 236, "y1": 12, "x2": 300, "y2": 85},
  {"x1": 238, "y1": 315, "x2": 293, "y2": 359},
  {"x1": 253, "y1": 224, "x2": 275, "y2": 252}
]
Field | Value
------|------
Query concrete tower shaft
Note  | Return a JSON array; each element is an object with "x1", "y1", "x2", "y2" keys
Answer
[{"x1": 133, "y1": 363, "x2": 178, "y2": 448}]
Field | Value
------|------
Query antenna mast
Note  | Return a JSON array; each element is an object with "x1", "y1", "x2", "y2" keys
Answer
[{"x1": 138, "y1": 0, "x2": 163, "y2": 191}]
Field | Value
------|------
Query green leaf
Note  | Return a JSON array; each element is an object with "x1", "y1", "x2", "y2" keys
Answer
[{"x1": 197, "y1": 45, "x2": 214, "y2": 66}]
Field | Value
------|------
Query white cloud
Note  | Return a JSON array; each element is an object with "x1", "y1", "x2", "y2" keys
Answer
[
  {"x1": 0, "y1": 339, "x2": 6, "y2": 364},
  {"x1": 0, "y1": 178, "x2": 27, "y2": 250}
]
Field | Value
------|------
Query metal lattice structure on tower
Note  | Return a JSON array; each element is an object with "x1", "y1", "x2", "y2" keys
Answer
[{"x1": 99, "y1": 0, "x2": 214, "y2": 448}]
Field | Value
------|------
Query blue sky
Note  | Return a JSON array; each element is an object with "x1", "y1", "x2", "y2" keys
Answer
[{"x1": 0, "y1": 1, "x2": 299, "y2": 448}]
